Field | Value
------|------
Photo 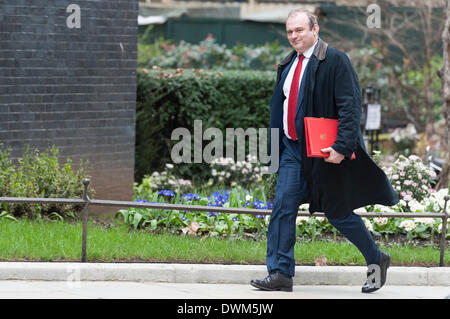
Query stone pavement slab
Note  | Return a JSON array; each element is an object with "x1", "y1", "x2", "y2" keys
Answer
[
  {"x1": 0, "y1": 262, "x2": 449, "y2": 286},
  {"x1": 0, "y1": 281, "x2": 448, "y2": 299}
]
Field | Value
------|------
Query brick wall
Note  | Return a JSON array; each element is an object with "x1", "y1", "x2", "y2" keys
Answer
[{"x1": 0, "y1": 0, "x2": 138, "y2": 213}]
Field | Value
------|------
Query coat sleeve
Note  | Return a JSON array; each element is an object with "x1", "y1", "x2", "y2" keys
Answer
[{"x1": 330, "y1": 52, "x2": 362, "y2": 159}]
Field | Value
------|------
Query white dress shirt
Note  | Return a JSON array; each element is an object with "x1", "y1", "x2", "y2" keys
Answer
[{"x1": 283, "y1": 40, "x2": 318, "y2": 140}]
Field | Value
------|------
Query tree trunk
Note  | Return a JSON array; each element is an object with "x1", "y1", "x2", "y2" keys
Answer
[{"x1": 436, "y1": 0, "x2": 450, "y2": 190}]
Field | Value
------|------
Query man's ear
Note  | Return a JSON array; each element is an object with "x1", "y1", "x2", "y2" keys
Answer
[{"x1": 313, "y1": 24, "x2": 319, "y2": 36}]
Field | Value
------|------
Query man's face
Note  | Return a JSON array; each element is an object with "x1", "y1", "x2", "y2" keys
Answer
[{"x1": 286, "y1": 13, "x2": 319, "y2": 53}]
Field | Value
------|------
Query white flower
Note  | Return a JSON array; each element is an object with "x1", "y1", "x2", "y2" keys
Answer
[
  {"x1": 245, "y1": 194, "x2": 252, "y2": 201},
  {"x1": 436, "y1": 189, "x2": 449, "y2": 200},
  {"x1": 296, "y1": 217, "x2": 309, "y2": 225},
  {"x1": 212, "y1": 169, "x2": 217, "y2": 176},
  {"x1": 374, "y1": 217, "x2": 388, "y2": 226},
  {"x1": 399, "y1": 220, "x2": 416, "y2": 232},
  {"x1": 363, "y1": 218, "x2": 373, "y2": 232},
  {"x1": 225, "y1": 172, "x2": 230, "y2": 178},
  {"x1": 241, "y1": 168, "x2": 248, "y2": 174},
  {"x1": 316, "y1": 217, "x2": 325, "y2": 222},
  {"x1": 373, "y1": 205, "x2": 395, "y2": 213},
  {"x1": 408, "y1": 200, "x2": 424, "y2": 212},
  {"x1": 354, "y1": 207, "x2": 367, "y2": 213},
  {"x1": 416, "y1": 218, "x2": 435, "y2": 226},
  {"x1": 246, "y1": 154, "x2": 257, "y2": 162},
  {"x1": 403, "y1": 194, "x2": 413, "y2": 202},
  {"x1": 299, "y1": 203, "x2": 310, "y2": 210},
  {"x1": 165, "y1": 163, "x2": 174, "y2": 169},
  {"x1": 392, "y1": 174, "x2": 399, "y2": 180},
  {"x1": 433, "y1": 203, "x2": 440, "y2": 212}
]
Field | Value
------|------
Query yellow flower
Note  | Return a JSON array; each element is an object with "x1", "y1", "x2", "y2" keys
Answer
[
  {"x1": 207, "y1": 179, "x2": 213, "y2": 186},
  {"x1": 231, "y1": 181, "x2": 237, "y2": 187}
]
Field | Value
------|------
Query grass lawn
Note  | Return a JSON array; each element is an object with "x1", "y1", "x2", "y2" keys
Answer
[{"x1": 0, "y1": 218, "x2": 448, "y2": 266}]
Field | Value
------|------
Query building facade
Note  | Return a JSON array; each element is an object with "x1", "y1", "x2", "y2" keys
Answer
[{"x1": 0, "y1": 0, "x2": 138, "y2": 213}]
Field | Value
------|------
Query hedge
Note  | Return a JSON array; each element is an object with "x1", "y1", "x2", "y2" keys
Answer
[{"x1": 136, "y1": 68, "x2": 277, "y2": 185}]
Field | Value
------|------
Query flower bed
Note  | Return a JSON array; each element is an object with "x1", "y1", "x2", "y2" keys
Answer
[
  {"x1": 116, "y1": 187, "x2": 448, "y2": 242},
  {"x1": 118, "y1": 153, "x2": 449, "y2": 241}
]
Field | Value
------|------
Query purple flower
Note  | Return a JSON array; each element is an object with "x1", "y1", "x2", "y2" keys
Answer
[
  {"x1": 180, "y1": 193, "x2": 200, "y2": 202},
  {"x1": 158, "y1": 190, "x2": 175, "y2": 197}
]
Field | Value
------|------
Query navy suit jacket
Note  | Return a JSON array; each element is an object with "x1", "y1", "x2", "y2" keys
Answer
[{"x1": 267, "y1": 38, "x2": 399, "y2": 219}]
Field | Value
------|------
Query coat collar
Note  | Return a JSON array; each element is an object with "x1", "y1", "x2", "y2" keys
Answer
[{"x1": 278, "y1": 37, "x2": 328, "y2": 68}]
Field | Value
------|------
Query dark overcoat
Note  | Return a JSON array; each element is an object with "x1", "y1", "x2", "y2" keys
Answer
[{"x1": 269, "y1": 38, "x2": 399, "y2": 219}]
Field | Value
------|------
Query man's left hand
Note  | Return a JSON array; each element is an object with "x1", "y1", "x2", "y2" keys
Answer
[{"x1": 321, "y1": 147, "x2": 345, "y2": 164}]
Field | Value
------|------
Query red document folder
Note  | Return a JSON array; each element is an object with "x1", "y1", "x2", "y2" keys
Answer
[{"x1": 304, "y1": 117, "x2": 356, "y2": 160}]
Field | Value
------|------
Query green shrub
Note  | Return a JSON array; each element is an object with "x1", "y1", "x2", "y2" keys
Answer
[
  {"x1": 138, "y1": 33, "x2": 290, "y2": 71},
  {"x1": 136, "y1": 68, "x2": 276, "y2": 186},
  {"x1": 0, "y1": 145, "x2": 93, "y2": 219}
]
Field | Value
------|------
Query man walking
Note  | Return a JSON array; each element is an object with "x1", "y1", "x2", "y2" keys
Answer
[{"x1": 250, "y1": 9, "x2": 399, "y2": 293}]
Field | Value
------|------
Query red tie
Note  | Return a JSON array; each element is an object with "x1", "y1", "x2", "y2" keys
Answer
[{"x1": 287, "y1": 54, "x2": 305, "y2": 141}]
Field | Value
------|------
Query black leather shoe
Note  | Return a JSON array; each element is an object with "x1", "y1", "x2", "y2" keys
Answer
[
  {"x1": 250, "y1": 272, "x2": 293, "y2": 292},
  {"x1": 362, "y1": 251, "x2": 390, "y2": 293}
]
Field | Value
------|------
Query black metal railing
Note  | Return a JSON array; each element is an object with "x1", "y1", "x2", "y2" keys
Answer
[{"x1": 0, "y1": 178, "x2": 448, "y2": 266}]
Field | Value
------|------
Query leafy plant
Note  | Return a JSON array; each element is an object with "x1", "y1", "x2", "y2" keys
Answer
[
  {"x1": 0, "y1": 144, "x2": 93, "y2": 219},
  {"x1": 135, "y1": 68, "x2": 275, "y2": 185},
  {"x1": 138, "y1": 33, "x2": 290, "y2": 71}
]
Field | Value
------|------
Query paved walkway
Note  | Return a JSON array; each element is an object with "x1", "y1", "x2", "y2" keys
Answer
[
  {"x1": 1, "y1": 262, "x2": 449, "y2": 286},
  {"x1": 0, "y1": 262, "x2": 449, "y2": 299},
  {"x1": 0, "y1": 281, "x2": 448, "y2": 299}
]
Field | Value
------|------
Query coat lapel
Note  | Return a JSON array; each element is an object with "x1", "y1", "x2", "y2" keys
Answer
[
  {"x1": 296, "y1": 38, "x2": 328, "y2": 118},
  {"x1": 279, "y1": 54, "x2": 296, "y2": 89}
]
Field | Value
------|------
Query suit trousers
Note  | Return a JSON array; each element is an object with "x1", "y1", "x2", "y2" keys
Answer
[{"x1": 266, "y1": 136, "x2": 381, "y2": 277}]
